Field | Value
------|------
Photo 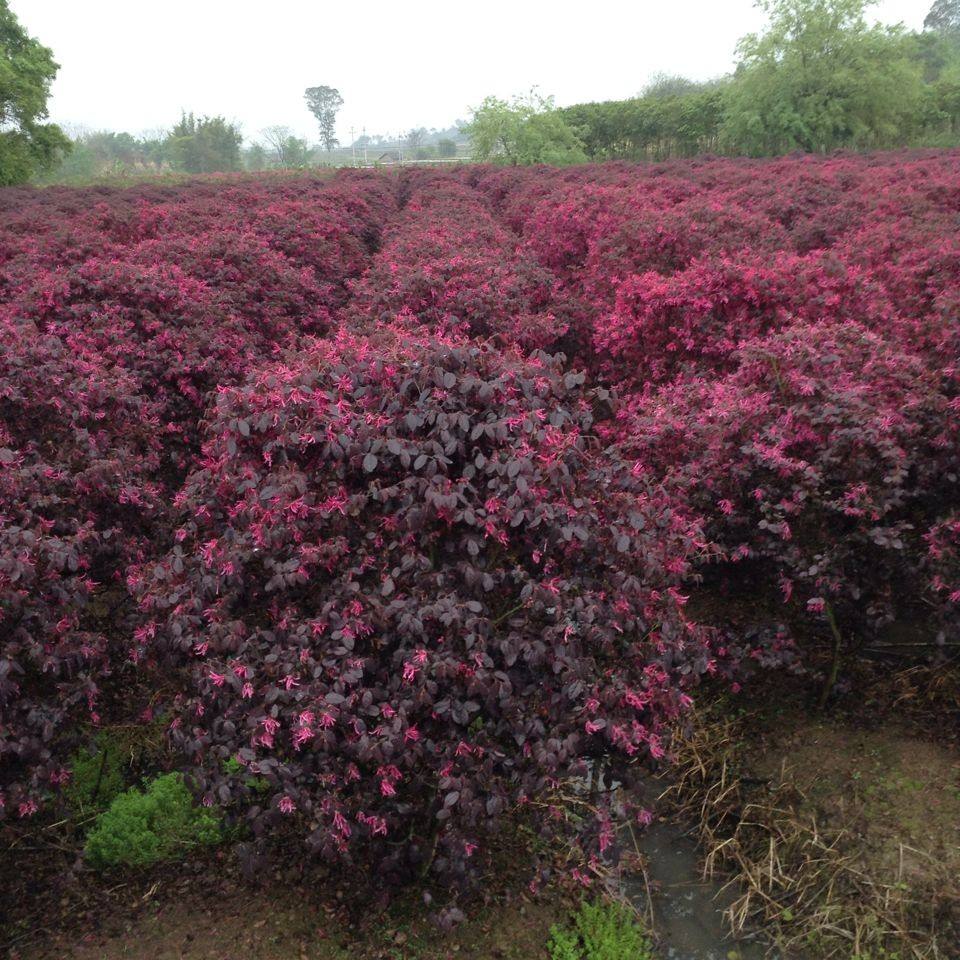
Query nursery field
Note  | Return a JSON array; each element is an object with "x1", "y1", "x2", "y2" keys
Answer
[{"x1": 1, "y1": 151, "x2": 959, "y2": 957}]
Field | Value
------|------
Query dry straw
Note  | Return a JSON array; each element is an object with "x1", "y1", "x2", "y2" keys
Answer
[{"x1": 660, "y1": 710, "x2": 959, "y2": 959}]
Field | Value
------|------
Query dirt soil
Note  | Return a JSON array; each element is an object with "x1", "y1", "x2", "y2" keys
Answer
[
  {"x1": 746, "y1": 720, "x2": 960, "y2": 882},
  {"x1": 10, "y1": 872, "x2": 566, "y2": 960},
  {"x1": 663, "y1": 663, "x2": 960, "y2": 958},
  {"x1": 9, "y1": 665, "x2": 958, "y2": 960}
]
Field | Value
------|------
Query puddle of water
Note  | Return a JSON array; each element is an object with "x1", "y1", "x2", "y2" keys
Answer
[
  {"x1": 625, "y1": 820, "x2": 772, "y2": 960},
  {"x1": 582, "y1": 764, "x2": 774, "y2": 960}
]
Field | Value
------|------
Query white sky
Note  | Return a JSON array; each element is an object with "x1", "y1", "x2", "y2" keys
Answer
[{"x1": 10, "y1": 0, "x2": 930, "y2": 146}]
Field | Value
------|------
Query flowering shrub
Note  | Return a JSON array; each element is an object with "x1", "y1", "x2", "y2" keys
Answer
[
  {"x1": 2, "y1": 152, "x2": 959, "y2": 883},
  {"x1": 0, "y1": 171, "x2": 392, "y2": 816},
  {"x1": 617, "y1": 322, "x2": 955, "y2": 641},
  {"x1": 597, "y1": 256, "x2": 792, "y2": 385},
  {"x1": 0, "y1": 316, "x2": 160, "y2": 815},
  {"x1": 347, "y1": 182, "x2": 573, "y2": 352},
  {"x1": 594, "y1": 250, "x2": 897, "y2": 388},
  {"x1": 131, "y1": 329, "x2": 711, "y2": 883},
  {"x1": 926, "y1": 516, "x2": 960, "y2": 644}
]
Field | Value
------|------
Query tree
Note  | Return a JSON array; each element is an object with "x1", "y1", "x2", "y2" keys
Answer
[
  {"x1": 139, "y1": 131, "x2": 168, "y2": 169},
  {"x1": 438, "y1": 137, "x2": 457, "y2": 158},
  {"x1": 642, "y1": 72, "x2": 704, "y2": 99},
  {"x1": 304, "y1": 85, "x2": 343, "y2": 151},
  {"x1": 261, "y1": 125, "x2": 291, "y2": 164},
  {"x1": 166, "y1": 113, "x2": 242, "y2": 173},
  {"x1": 404, "y1": 126, "x2": 427, "y2": 151},
  {"x1": 0, "y1": 0, "x2": 70, "y2": 184},
  {"x1": 560, "y1": 87, "x2": 727, "y2": 161},
  {"x1": 924, "y1": 57, "x2": 960, "y2": 135},
  {"x1": 243, "y1": 142, "x2": 269, "y2": 171},
  {"x1": 722, "y1": 0, "x2": 925, "y2": 154},
  {"x1": 925, "y1": 0, "x2": 960, "y2": 35},
  {"x1": 260, "y1": 125, "x2": 310, "y2": 167},
  {"x1": 462, "y1": 91, "x2": 587, "y2": 165}
]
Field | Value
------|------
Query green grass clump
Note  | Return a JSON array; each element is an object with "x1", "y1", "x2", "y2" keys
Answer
[
  {"x1": 64, "y1": 720, "x2": 168, "y2": 818},
  {"x1": 63, "y1": 734, "x2": 129, "y2": 815},
  {"x1": 84, "y1": 773, "x2": 220, "y2": 869},
  {"x1": 548, "y1": 899, "x2": 654, "y2": 960}
]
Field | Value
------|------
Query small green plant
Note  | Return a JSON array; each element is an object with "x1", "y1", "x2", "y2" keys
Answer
[
  {"x1": 84, "y1": 773, "x2": 220, "y2": 869},
  {"x1": 64, "y1": 719, "x2": 168, "y2": 818},
  {"x1": 548, "y1": 899, "x2": 654, "y2": 960},
  {"x1": 222, "y1": 754, "x2": 270, "y2": 795},
  {"x1": 64, "y1": 734, "x2": 129, "y2": 815},
  {"x1": 548, "y1": 924, "x2": 584, "y2": 960}
]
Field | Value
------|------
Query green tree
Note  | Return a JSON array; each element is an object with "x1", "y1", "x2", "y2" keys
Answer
[
  {"x1": 723, "y1": 0, "x2": 925, "y2": 154},
  {"x1": 0, "y1": 0, "x2": 70, "y2": 184},
  {"x1": 166, "y1": 112, "x2": 242, "y2": 173},
  {"x1": 261, "y1": 125, "x2": 310, "y2": 167},
  {"x1": 928, "y1": 59, "x2": 960, "y2": 135},
  {"x1": 559, "y1": 86, "x2": 726, "y2": 161},
  {"x1": 907, "y1": 26, "x2": 960, "y2": 83},
  {"x1": 463, "y1": 91, "x2": 587, "y2": 165},
  {"x1": 438, "y1": 137, "x2": 457, "y2": 158},
  {"x1": 304, "y1": 85, "x2": 343, "y2": 151},
  {"x1": 641, "y1": 72, "x2": 705, "y2": 99},
  {"x1": 925, "y1": 0, "x2": 960, "y2": 35},
  {"x1": 139, "y1": 132, "x2": 168, "y2": 169},
  {"x1": 243, "y1": 141, "x2": 269, "y2": 171}
]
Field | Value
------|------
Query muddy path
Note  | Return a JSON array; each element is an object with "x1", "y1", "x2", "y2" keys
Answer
[{"x1": 629, "y1": 819, "x2": 770, "y2": 960}]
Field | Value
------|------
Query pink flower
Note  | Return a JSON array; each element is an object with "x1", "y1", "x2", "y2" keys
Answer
[
  {"x1": 379, "y1": 779, "x2": 396, "y2": 797},
  {"x1": 292, "y1": 727, "x2": 314, "y2": 750},
  {"x1": 570, "y1": 868, "x2": 593, "y2": 888}
]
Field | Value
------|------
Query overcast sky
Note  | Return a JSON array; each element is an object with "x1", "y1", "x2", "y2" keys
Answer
[{"x1": 11, "y1": 0, "x2": 930, "y2": 145}]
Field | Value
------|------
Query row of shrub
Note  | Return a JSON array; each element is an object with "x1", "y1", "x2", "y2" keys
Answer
[
  {"x1": 345, "y1": 177, "x2": 574, "y2": 352},
  {"x1": 0, "y1": 170, "x2": 396, "y2": 817},
  {"x1": 2, "y1": 154, "x2": 958, "y2": 895},
  {"x1": 468, "y1": 152, "x2": 960, "y2": 653}
]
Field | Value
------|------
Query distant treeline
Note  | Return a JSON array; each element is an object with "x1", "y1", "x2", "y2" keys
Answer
[
  {"x1": 47, "y1": 114, "x2": 246, "y2": 182},
  {"x1": 558, "y1": 84, "x2": 727, "y2": 162},
  {"x1": 20, "y1": 0, "x2": 960, "y2": 185},
  {"x1": 556, "y1": 9, "x2": 960, "y2": 161},
  {"x1": 42, "y1": 121, "x2": 472, "y2": 184}
]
